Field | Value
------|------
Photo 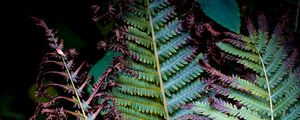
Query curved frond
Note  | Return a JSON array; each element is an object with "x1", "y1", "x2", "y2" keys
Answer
[{"x1": 208, "y1": 14, "x2": 300, "y2": 120}]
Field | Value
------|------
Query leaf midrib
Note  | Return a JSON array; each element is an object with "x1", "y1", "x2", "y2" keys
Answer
[
  {"x1": 146, "y1": 0, "x2": 169, "y2": 119},
  {"x1": 255, "y1": 44, "x2": 274, "y2": 120}
]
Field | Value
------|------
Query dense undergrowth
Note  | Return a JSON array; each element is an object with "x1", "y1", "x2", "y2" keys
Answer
[{"x1": 30, "y1": 0, "x2": 300, "y2": 120}]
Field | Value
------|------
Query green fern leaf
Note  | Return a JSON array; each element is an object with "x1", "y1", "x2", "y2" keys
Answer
[
  {"x1": 113, "y1": 0, "x2": 206, "y2": 119},
  {"x1": 196, "y1": 15, "x2": 300, "y2": 120},
  {"x1": 197, "y1": 0, "x2": 241, "y2": 33},
  {"x1": 280, "y1": 103, "x2": 300, "y2": 120},
  {"x1": 193, "y1": 101, "x2": 239, "y2": 120}
]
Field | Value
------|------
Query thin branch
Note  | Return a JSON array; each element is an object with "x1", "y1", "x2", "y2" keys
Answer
[{"x1": 32, "y1": 17, "x2": 88, "y2": 120}]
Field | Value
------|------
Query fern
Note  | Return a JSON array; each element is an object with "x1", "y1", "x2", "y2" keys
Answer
[
  {"x1": 193, "y1": 15, "x2": 300, "y2": 120},
  {"x1": 112, "y1": 0, "x2": 207, "y2": 119},
  {"x1": 30, "y1": 17, "x2": 120, "y2": 120}
]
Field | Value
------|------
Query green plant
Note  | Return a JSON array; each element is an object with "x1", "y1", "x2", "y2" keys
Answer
[
  {"x1": 30, "y1": 0, "x2": 300, "y2": 120},
  {"x1": 197, "y1": 0, "x2": 241, "y2": 33},
  {"x1": 192, "y1": 15, "x2": 300, "y2": 120},
  {"x1": 111, "y1": 0, "x2": 207, "y2": 119}
]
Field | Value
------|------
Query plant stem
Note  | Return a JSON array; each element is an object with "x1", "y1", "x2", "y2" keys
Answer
[
  {"x1": 50, "y1": 34, "x2": 87, "y2": 120},
  {"x1": 34, "y1": 17, "x2": 88, "y2": 120},
  {"x1": 62, "y1": 58, "x2": 88, "y2": 120},
  {"x1": 256, "y1": 48, "x2": 274, "y2": 120},
  {"x1": 146, "y1": 0, "x2": 169, "y2": 119}
]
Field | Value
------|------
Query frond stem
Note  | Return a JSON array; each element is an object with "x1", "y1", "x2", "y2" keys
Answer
[
  {"x1": 146, "y1": 0, "x2": 169, "y2": 119},
  {"x1": 62, "y1": 58, "x2": 88, "y2": 120},
  {"x1": 50, "y1": 31, "x2": 88, "y2": 119},
  {"x1": 256, "y1": 47, "x2": 274, "y2": 120},
  {"x1": 35, "y1": 17, "x2": 87, "y2": 120}
]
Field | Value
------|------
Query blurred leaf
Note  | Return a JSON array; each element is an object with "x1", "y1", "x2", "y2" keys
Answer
[
  {"x1": 98, "y1": 20, "x2": 115, "y2": 38},
  {"x1": 237, "y1": 0, "x2": 255, "y2": 17},
  {"x1": 87, "y1": 51, "x2": 121, "y2": 94},
  {"x1": 0, "y1": 95, "x2": 24, "y2": 120},
  {"x1": 88, "y1": 51, "x2": 121, "y2": 80},
  {"x1": 197, "y1": 0, "x2": 241, "y2": 33},
  {"x1": 54, "y1": 23, "x2": 86, "y2": 49},
  {"x1": 28, "y1": 84, "x2": 58, "y2": 102}
]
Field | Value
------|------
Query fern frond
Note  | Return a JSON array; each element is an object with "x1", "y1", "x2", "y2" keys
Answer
[
  {"x1": 206, "y1": 14, "x2": 300, "y2": 120},
  {"x1": 31, "y1": 17, "x2": 120, "y2": 120},
  {"x1": 113, "y1": 0, "x2": 206, "y2": 119},
  {"x1": 31, "y1": 17, "x2": 89, "y2": 119}
]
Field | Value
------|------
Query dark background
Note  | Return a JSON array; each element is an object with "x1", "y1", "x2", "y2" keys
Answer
[
  {"x1": 1, "y1": 0, "x2": 101, "y2": 119},
  {"x1": 0, "y1": 0, "x2": 299, "y2": 119}
]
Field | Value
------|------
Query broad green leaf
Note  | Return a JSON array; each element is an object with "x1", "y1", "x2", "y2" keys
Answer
[
  {"x1": 88, "y1": 51, "x2": 121, "y2": 80},
  {"x1": 28, "y1": 84, "x2": 58, "y2": 102},
  {"x1": 197, "y1": 0, "x2": 241, "y2": 33}
]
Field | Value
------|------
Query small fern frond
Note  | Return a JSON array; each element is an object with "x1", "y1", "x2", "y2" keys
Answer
[
  {"x1": 31, "y1": 17, "x2": 88, "y2": 120},
  {"x1": 195, "y1": 14, "x2": 300, "y2": 120},
  {"x1": 31, "y1": 17, "x2": 119, "y2": 120}
]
